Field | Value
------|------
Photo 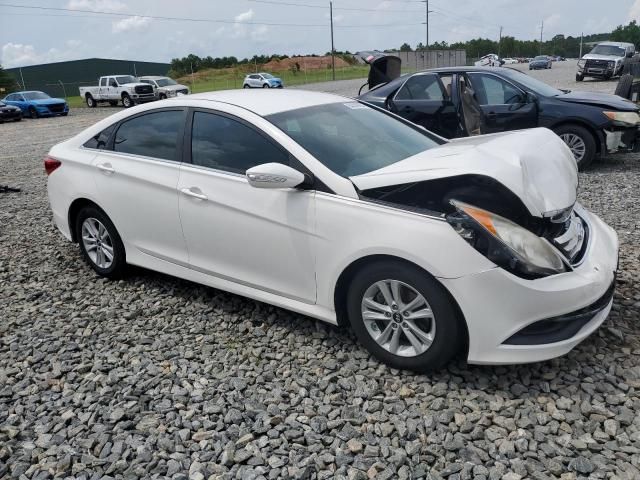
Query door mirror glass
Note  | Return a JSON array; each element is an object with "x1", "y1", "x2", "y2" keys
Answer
[
  {"x1": 246, "y1": 163, "x2": 305, "y2": 189},
  {"x1": 526, "y1": 92, "x2": 538, "y2": 103}
]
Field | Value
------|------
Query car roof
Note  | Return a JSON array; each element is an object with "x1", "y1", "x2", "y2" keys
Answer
[
  {"x1": 188, "y1": 89, "x2": 349, "y2": 116},
  {"x1": 597, "y1": 41, "x2": 634, "y2": 47},
  {"x1": 11, "y1": 91, "x2": 45, "y2": 95},
  {"x1": 139, "y1": 76, "x2": 168, "y2": 80},
  {"x1": 419, "y1": 66, "x2": 521, "y2": 74}
]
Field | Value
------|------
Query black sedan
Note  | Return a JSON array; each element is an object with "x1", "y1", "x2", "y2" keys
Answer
[
  {"x1": 0, "y1": 101, "x2": 22, "y2": 123},
  {"x1": 530, "y1": 56, "x2": 552, "y2": 70},
  {"x1": 358, "y1": 66, "x2": 640, "y2": 169}
]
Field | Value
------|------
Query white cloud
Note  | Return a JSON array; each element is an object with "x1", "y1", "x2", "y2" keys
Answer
[
  {"x1": 67, "y1": 0, "x2": 126, "y2": 11},
  {"x1": 629, "y1": 0, "x2": 640, "y2": 22},
  {"x1": 235, "y1": 9, "x2": 255, "y2": 23},
  {"x1": 1, "y1": 42, "x2": 83, "y2": 67},
  {"x1": 112, "y1": 16, "x2": 152, "y2": 33}
]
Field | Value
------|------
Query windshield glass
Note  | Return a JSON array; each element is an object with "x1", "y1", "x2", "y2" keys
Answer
[
  {"x1": 115, "y1": 75, "x2": 137, "y2": 84},
  {"x1": 534, "y1": 56, "x2": 547, "y2": 61},
  {"x1": 590, "y1": 45, "x2": 626, "y2": 56},
  {"x1": 501, "y1": 69, "x2": 563, "y2": 97},
  {"x1": 156, "y1": 78, "x2": 177, "y2": 87},
  {"x1": 23, "y1": 91, "x2": 51, "y2": 100},
  {"x1": 261, "y1": 73, "x2": 274, "y2": 79},
  {"x1": 267, "y1": 102, "x2": 440, "y2": 177}
]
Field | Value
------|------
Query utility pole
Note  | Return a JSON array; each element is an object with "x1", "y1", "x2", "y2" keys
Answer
[
  {"x1": 422, "y1": 0, "x2": 433, "y2": 68},
  {"x1": 330, "y1": 1, "x2": 335, "y2": 81},
  {"x1": 539, "y1": 20, "x2": 544, "y2": 54},
  {"x1": 498, "y1": 26, "x2": 503, "y2": 57},
  {"x1": 580, "y1": 32, "x2": 583, "y2": 58}
]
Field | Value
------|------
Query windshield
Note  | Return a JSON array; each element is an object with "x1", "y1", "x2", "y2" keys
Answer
[
  {"x1": 23, "y1": 91, "x2": 51, "y2": 100},
  {"x1": 115, "y1": 75, "x2": 137, "y2": 85},
  {"x1": 261, "y1": 73, "x2": 274, "y2": 79},
  {"x1": 156, "y1": 78, "x2": 177, "y2": 87},
  {"x1": 590, "y1": 45, "x2": 626, "y2": 57},
  {"x1": 266, "y1": 102, "x2": 440, "y2": 177},
  {"x1": 534, "y1": 56, "x2": 547, "y2": 61},
  {"x1": 501, "y1": 69, "x2": 563, "y2": 97}
]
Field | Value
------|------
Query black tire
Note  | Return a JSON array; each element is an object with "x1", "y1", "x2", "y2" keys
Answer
[
  {"x1": 576, "y1": 74, "x2": 584, "y2": 82},
  {"x1": 615, "y1": 74, "x2": 633, "y2": 100},
  {"x1": 14, "y1": 117, "x2": 21, "y2": 122},
  {"x1": 159, "y1": 93, "x2": 167, "y2": 100},
  {"x1": 108, "y1": 100, "x2": 118, "y2": 107},
  {"x1": 122, "y1": 93, "x2": 133, "y2": 108},
  {"x1": 75, "y1": 206, "x2": 127, "y2": 279},
  {"x1": 61, "y1": 112, "x2": 68, "y2": 117},
  {"x1": 86, "y1": 95, "x2": 96, "y2": 108},
  {"x1": 346, "y1": 260, "x2": 463, "y2": 371},
  {"x1": 243, "y1": 84, "x2": 250, "y2": 89},
  {"x1": 554, "y1": 124, "x2": 597, "y2": 170},
  {"x1": 262, "y1": 84, "x2": 269, "y2": 88},
  {"x1": 28, "y1": 107, "x2": 38, "y2": 119}
]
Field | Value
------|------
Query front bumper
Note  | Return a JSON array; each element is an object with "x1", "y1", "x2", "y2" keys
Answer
[
  {"x1": 577, "y1": 63, "x2": 619, "y2": 78},
  {"x1": 602, "y1": 125, "x2": 640, "y2": 154},
  {"x1": 131, "y1": 93, "x2": 156, "y2": 103},
  {"x1": 0, "y1": 110, "x2": 22, "y2": 121},
  {"x1": 440, "y1": 207, "x2": 618, "y2": 365}
]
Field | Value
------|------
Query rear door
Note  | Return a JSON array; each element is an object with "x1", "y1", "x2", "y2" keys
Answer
[
  {"x1": 466, "y1": 72, "x2": 538, "y2": 133},
  {"x1": 389, "y1": 72, "x2": 460, "y2": 138}
]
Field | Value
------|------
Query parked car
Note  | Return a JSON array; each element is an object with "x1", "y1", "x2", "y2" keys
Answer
[
  {"x1": 243, "y1": 72, "x2": 284, "y2": 88},
  {"x1": 46, "y1": 90, "x2": 618, "y2": 370},
  {"x1": 577, "y1": 41, "x2": 637, "y2": 81},
  {"x1": 139, "y1": 76, "x2": 190, "y2": 99},
  {"x1": 79, "y1": 75, "x2": 155, "y2": 108},
  {"x1": 3, "y1": 91, "x2": 68, "y2": 119},
  {"x1": 502, "y1": 58, "x2": 518, "y2": 64},
  {"x1": 529, "y1": 55, "x2": 552, "y2": 70},
  {"x1": 0, "y1": 101, "x2": 22, "y2": 123},
  {"x1": 358, "y1": 66, "x2": 640, "y2": 169},
  {"x1": 474, "y1": 54, "x2": 503, "y2": 67}
]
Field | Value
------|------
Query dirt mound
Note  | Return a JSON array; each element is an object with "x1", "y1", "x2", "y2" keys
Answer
[{"x1": 263, "y1": 55, "x2": 349, "y2": 71}]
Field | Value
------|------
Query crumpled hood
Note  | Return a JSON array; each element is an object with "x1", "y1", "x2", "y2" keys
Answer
[
  {"x1": 30, "y1": 98, "x2": 66, "y2": 106},
  {"x1": 122, "y1": 82, "x2": 151, "y2": 88},
  {"x1": 159, "y1": 84, "x2": 189, "y2": 91},
  {"x1": 350, "y1": 128, "x2": 578, "y2": 218},
  {"x1": 582, "y1": 53, "x2": 623, "y2": 61},
  {"x1": 555, "y1": 91, "x2": 638, "y2": 111},
  {"x1": 267, "y1": 77, "x2": 282, "y2": 83}
]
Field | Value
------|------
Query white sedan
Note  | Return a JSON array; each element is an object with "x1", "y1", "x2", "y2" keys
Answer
[{"x1": 45, "y1": 90, "x2": 618, "y2": 370}]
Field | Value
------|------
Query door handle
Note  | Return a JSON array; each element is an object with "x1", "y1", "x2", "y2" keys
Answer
[
  {"x1": 97, "y1": 163, "x2": 115, "y2": 174},
  {"x1": 181, "y1": 187, "x2": 208, "y2": 201}
]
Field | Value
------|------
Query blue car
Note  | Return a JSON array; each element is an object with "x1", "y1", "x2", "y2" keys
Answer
[
  {"x1": 529, "y1": 56, "x2": 552, "y2": 70},
  {"x1": 3, "y1": 91, "x2": 69, "y2": 119}
]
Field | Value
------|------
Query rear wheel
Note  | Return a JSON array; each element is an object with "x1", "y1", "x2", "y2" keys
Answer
[
  {"x1": 346, "y1": 260, "x2": 463, "y2": 371},
  {"x1": 76, "y1": 206, "x2": 126, "y2": 279},
  {"x1": 86, "y1": 95, "x2": 96, "y2": 108},
  {"x1": 28, "y1": 107, "x2": 38, "y2": 119},
  {"x1": 554, "y1": 124, "x2": 596, "y2": 170},
  {"x1": 122, "y1": 93, "x2": 133, "y2": 108}
]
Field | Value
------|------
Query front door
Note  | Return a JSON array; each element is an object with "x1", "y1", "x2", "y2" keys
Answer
[
  {"x1": 389, "y1": 73, "x2": 460, "y2": 138},
  {"x1": 91, "y1": 108, "x2": 188, "y2": 263},
  {"x1": 467, "y1": 72, "x2": 538, "y2": 133},
  {"x1": 177, "y1": 109, "x2": 317, "y2": 303}
]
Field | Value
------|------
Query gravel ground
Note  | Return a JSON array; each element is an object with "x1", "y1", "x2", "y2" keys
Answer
[{"x1": 1, "y1": 65, "x2": 640, "y2": 480}]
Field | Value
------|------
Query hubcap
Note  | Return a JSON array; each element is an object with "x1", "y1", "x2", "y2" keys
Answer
[
  {"x1": 361, "y1": 279, "x2": 436, "y2": 358},
  {"x1": 81, "y1": 218, "x2": 114, "y2": 269},
  {"x1": 559, "y1": 133, "x2": 586, "y2": 163}
]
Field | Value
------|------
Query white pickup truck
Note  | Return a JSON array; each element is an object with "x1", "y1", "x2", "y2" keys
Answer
[{"x1": 79, "y1": 75, "x2": 156, "y2": 108}]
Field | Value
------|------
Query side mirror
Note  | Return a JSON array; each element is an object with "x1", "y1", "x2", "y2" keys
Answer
[
  {"x1": 526, "y1": 92, "x2": 538, "y2": 104},
  {"x1": 246, "y1": 163, "x2": 306, "y2": 189}
]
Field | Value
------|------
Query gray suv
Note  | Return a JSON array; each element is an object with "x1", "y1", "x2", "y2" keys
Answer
[
  {"x1": 577, "y1": 41, "x2": 637, "y2": 81},
  {"x1": 139, "y1": 76, "x2": 190, "y2": 99}
]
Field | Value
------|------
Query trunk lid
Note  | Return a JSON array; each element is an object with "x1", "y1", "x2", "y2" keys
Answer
[{"x1": 349, "y1": 127, "x2": 577, "y2": 218}]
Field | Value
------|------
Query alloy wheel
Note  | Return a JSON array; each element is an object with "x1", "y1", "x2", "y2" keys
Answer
[
  {"x1": 559, "y1": 133, "x2": 586, "y2": 163},
  {"x1": 81, "y1": 217, "x2": 115, "y2": 269},
  {"x1": 361, "y1": 279, "x2": 436, "y2": 357}
]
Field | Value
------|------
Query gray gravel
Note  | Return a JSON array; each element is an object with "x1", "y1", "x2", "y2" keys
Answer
[{"x1": 1, "y1": 67, "x2": 640, "y2": 480}]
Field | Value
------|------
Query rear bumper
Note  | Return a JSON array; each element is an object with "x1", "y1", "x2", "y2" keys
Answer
[{"x1": 440, "y1": 207, "x2": 619, "y2": 365}]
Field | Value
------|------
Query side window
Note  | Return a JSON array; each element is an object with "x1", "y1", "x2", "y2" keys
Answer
[
  {"x1": 468, "y1": 73, "x2": 525, "y2": 105},
  {"x1": 439, "y1": 74, "x2": 453, "y2": 100},
  {"x1": 84, "y1": 124, "x2": 116, "y2": 150},
  {"x1": 99, "y1": 78, "x2": 106, "y2": 87},
  {"x1": 395, "y1": 75, "x2": 445, "y2": 101},
  {"x1": 5, "y1": 94, "x2": 14, "y2": 101},
  {"x1": 191, "y1": 111, "x2": 289, "y2": 174},
  {"x1": 113, "y1": 110, "x2": 183, "y2": 161}
]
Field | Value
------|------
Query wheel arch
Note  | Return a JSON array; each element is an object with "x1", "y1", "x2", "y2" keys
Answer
[
  {"x1": 332, "y1": 253, "x2": 470, "y2": 358},
  {"x1": 549, "y1": 119, "x2": 603, "y2": 154},
  {"x1": 68, "y1": 198, "x2": 110, "y2": 243}
]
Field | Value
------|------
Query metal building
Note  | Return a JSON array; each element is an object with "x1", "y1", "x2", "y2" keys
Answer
[{"x1": 5, "y1": 58, "x2": 170, "y2": 98}]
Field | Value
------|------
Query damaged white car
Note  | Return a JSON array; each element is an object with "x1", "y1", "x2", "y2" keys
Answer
[{"x1": 46, "y1": 90, "x2": 619, "y2": 370}]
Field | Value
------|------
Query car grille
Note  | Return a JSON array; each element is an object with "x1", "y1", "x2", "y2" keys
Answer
[
  {"x1": 585, "y1": 59, "x2": 610, "y2": 69},
  {"x1": 47, "y1": 103, "x2": 65, "y2": 113},
  {"x1": 177, "y1": 88, "x2": 189, "y2": 95},
  {"x1": 550, "y1": 210, "x2": 588, "y2": 264},
  {"x1": 135, "y1": 85, "x2": 154, "y2": 94}
]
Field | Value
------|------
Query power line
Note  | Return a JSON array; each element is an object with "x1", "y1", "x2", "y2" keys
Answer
[
  {"x1": 248, "y1": 0, "x2": 423, "y2": 12},
  {"x1": 0, "y1": 3, "x2": 422, "y2": 28}
]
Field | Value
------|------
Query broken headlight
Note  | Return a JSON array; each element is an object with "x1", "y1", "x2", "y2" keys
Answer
[
  {"x1": 447, "y1": 200, "x2": 567, "y2": 279},
  {"x1": 603, "y1": 111, "x2": 640, "y2": 126}
]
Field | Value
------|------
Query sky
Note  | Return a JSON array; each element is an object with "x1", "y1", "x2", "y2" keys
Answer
[{"x1": 1, "y1": 0, "x2": 639, "y2": 68}]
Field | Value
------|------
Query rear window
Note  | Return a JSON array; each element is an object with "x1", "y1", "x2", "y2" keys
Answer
[{"x1": 113, "y1": 110, "x2": 184, "y2": 161}]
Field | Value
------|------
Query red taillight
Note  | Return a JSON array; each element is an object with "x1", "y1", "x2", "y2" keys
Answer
[{"x1": 44, "y1": 156, "x2": 61, "y2": 175}]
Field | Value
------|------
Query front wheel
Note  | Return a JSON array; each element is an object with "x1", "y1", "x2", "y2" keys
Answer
[
  {"x1": 86, "y1": 95, "x2": 96, "y2": 108},
  {"x1": 262, "y1": 84, "x2": 269, "y2": 88},
  {"x1": 159, "y1": 93, "x2": 167, "y2": 100},
  {"x1": 555, "y1": 124, "x2": 596, "y2": 170},
  {"x1": 28, "y1": 107, "x2": 38, "y2": 119},
  {"x1": 346, "y1": 261, "x2": 463, "y2": 371},
  {"x1": 243, "y1": 84, "x2": 250, "y2": 89},
  {"x1": 576, "y1": 74, "x2": 584, "y2": 82},
  {"x1": 76, "y1": 206, "x2": 126, "y2": 279},
  {"x1": 122, "y1": 94, "x2": 133, "y2": 108}
]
